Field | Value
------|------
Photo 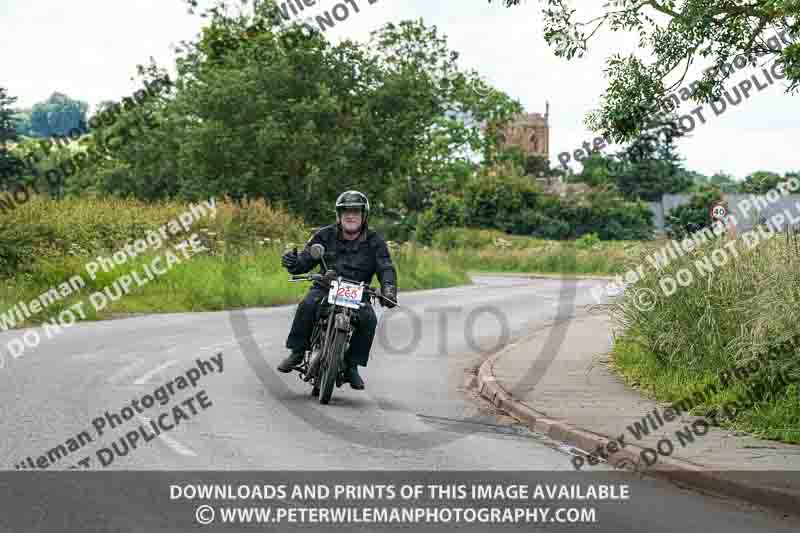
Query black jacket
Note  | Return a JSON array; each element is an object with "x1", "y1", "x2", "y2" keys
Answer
[{"x1": 289, "y1": 223, "x2": 397, "y2": 289}]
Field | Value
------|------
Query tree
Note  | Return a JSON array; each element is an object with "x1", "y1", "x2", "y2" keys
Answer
[
  {"x1": 709, "y1": 170, "x2": 738, "y2": 192},
  {"x1": 491, "y1": 1, "x2": 800, "y2": 142},
  {"x1": 369, "y1": 18, "x2": 521, "y2": 213},
  {"x1": 495, "y1": 145, "x2": 526, "y2": 175},
  {"x1": 29, "y1": 92, "x2": 89, "y2": 138},
  {"x1": 11, "y1": 108, "x2": 33, "y2": 137},
  {"x1": 523, "y1": 154, "x2": 550, "y2": 176},
  {"x1": 739, "y1": 170, "x2": 783, "y2": 194},
  {"x1": 85, "y1": 0, "x2": 521, "y2": 225},
  {"x1": 431, "y1": 158, "x2": 476, "y2": 196},
  {"x1": 610, "y1": 133, "x2": 693, "y2": 201},
  {"x1": 0, "y1": 87, "x2": 25, "y2": 190},
  {"x1": 576, "y1": 152, "x2": 615, "y2": 188}
]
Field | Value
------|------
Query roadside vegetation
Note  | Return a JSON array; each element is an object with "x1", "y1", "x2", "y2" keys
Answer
[
  {"x1": 424, "y1": 227, "x2": 639, "y2": 276},
  {"x1": 608, "y1": 232, "x2": 800, "y2": 443},
  {"x1": 0, "y1": 196, "x2": 469, "y2": 330},
  {"x1": 4, "y1": 0, "x2": 800, "y2": 447}
]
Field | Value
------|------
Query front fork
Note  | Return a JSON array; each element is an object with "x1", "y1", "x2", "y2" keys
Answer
[
  {"x1": 333, "y1": 310, "x2": 353, "y2": 366},
  {"x1": 306, "y1": 306, "x2": 353, "y2": 382}
]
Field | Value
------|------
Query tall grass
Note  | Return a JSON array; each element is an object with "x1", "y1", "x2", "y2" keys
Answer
[
  {"x1": 0, "y1": 197, "x2": 470, "y2": 329},
  {"x1": 609, "y1": 228, "x2": 800, "y2": 442},
  {"x1": 430, "y1": 227, "x2": 644, "y2": 275},
  {"x1": 0, "y1": 194, "x2": 309, "y2": 278}
]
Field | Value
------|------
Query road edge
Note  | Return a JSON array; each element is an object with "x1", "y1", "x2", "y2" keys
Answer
[
  {"x1": 474, "y1": 341, "x2": 800, "y2": 518},
  {"x1": 466, "y1": 271, "x2": 618, "y2": 281}
]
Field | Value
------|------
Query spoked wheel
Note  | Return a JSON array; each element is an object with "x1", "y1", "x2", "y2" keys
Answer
[{"x1": 319, "y1": 330, "x2": 347, "y2": 405}]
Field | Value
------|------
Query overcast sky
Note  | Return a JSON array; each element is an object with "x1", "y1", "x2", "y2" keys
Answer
[{"x1": 1, "y1": 0, "x2": 797, "y2": 180}]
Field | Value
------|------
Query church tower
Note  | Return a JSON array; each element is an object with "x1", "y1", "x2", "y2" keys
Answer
[{"x1": 498, "y1": 102, "x2": 550, "y2": 160}]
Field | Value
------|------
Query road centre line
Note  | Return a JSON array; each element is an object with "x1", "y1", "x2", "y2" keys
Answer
[
  {"x1": 134, "y1": 360, "x2": 179, "y2": 385},
  {"x1": 136, "y1": 415, "x2": 198, "y2": 457},
  {"x1": 196, "y1": 339, "x2": 239, "y2": 353},
  {"x1": 107, "y1": 357, "x2": 147, "y2": 385}
]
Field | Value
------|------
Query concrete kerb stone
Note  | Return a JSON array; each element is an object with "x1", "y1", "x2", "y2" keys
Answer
[{"x1": 474, "y1": 333, "x2": 800, "y2": 518}]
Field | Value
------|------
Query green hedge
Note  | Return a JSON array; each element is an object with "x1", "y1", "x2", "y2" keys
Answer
[
  {"x1": 415, "y1": 175, "x2": 653, "y2": 242},
  {"x1": 665, "y1": 188, "x2": 723, "y2": 239},
  {"x1": 414, "y1": 194, "x2": 466, "y2": 244},
  {"x1": 0, "y1": 195, "x2": 308, "y2": 279}
]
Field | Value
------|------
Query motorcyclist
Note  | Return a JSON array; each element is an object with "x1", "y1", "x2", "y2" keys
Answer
[{"x1": 277, "y1": 190, "x2": 398, "y2": 390}]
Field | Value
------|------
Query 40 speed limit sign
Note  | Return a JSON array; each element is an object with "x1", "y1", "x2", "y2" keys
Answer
[{"x1": 710, "y1": 202, "x2": 728, "y2": 221}]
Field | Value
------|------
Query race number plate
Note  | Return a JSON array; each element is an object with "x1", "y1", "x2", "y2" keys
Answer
[{"x1": 328, "y1": 280, "x2": 364, "y2": 310}]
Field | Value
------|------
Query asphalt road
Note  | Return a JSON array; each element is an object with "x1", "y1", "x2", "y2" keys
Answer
[{"x1": 0, "y1": 275, "x2": 796, "y2": 532}]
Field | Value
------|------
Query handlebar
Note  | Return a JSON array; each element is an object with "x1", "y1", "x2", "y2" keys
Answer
[{"x1": 288, "y1": 273, "x2": 397, "y2": 306}]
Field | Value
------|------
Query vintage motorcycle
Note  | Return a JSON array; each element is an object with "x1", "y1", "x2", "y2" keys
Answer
[{"x1": 287, "y1": 243, "x2": 396, "y2": 404}]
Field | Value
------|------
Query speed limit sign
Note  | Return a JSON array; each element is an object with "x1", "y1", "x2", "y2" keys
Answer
[{"x1": 710, "y1": 202, "x2": 727, "y2": 221}]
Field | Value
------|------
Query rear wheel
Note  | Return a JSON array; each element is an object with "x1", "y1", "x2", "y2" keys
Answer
[{"x1": 319, "y1": 329, "x2": 347, "y2": 405}]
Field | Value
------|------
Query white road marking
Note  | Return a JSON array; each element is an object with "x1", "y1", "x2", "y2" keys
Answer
[
  {"x1": 137, "y1": 415, "x2": 198, "y2": 457},
  {"x1": 70, "y1": 351, "x2": 107, "y2": 361},
  {"x1": 196, "y1": 339, "x2": 240, "y2": 352},
  {"x1": 108, "y1": 357, "x2": 146, "y2": 385},
  {"x1": 134, "y1": 360, "x2": 178, "y2": 385},
  {"x1": 379, "y1": 354, "x2": 443, "y2": 361}
]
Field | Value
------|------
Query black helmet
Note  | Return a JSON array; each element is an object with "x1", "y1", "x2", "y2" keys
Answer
[{"x1": 335, "y1": 190, "x2": 370, "y2": 226}]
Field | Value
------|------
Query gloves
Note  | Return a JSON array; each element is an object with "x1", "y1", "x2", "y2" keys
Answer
[
  {"x1": 381, "y1": 284, "x2": 397, "y2": 308},
  {"x1": 281, "y1": 247, "x2": 299, "y2": 271}
]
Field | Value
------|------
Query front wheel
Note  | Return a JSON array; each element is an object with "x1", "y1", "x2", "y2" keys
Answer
[{"x1": 319, "y1": 329, "x2": 347, "y2": 405}]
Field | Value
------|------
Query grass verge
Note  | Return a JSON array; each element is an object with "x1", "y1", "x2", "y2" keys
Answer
[
  {"x1": 427, "y1": 227, "x2": 647, "y2": 276},
  {"x1": 0, "y1": 197, "x2": 470, "y2": 332},
  {"x1": 1, "y1": 243, "x2": 470, "y2": 330},
  {"x1": 609, "y1": 229, "x2": 800, "y2": 444}
]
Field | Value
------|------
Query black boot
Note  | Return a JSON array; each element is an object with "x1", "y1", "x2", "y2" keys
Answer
[
  {"x1": 277, "y1": 350, "x2": 305, "y2": 373},
  {"x1": 345, "y1": 363, "x2": 364, "y2": 390}
]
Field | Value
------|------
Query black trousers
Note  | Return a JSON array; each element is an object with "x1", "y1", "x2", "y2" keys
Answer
[{"x1": 285, "y1": 286, "x2": 377, "y2": 367}]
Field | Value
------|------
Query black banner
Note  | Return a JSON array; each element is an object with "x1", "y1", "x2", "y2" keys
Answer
[{"x1": 1, "y1": 471, "x2": 799, "y2": 532}]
